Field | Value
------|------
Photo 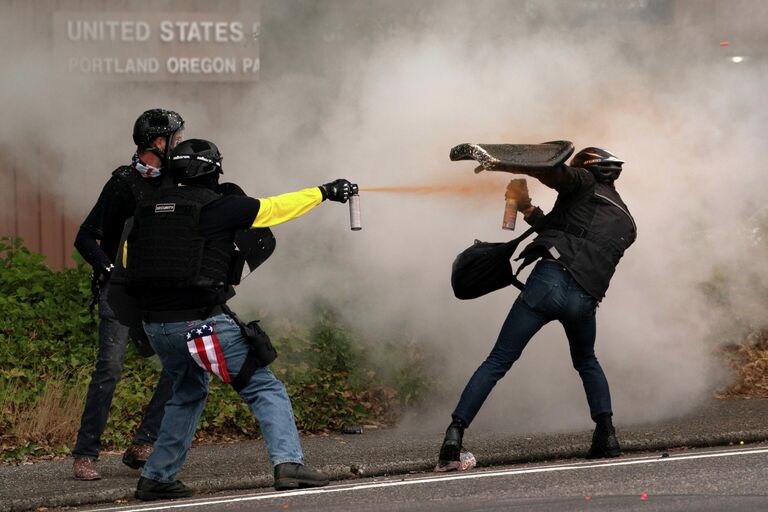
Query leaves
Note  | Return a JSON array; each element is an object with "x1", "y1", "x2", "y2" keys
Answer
[{"x1": 0, "y1": 237, "x2": 434, "y2": 462}]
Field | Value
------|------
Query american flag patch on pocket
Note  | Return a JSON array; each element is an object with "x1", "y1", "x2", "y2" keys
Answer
[{"x1": 185, "y1": 323, "x2": 232, "y2": 383}]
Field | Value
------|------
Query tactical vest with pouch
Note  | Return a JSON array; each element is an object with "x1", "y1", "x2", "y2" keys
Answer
[{"x1": 126, "y1": 187, "x2": 232, "y2": 291}]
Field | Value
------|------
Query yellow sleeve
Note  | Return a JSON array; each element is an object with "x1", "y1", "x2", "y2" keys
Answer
[{"x1": 252, "y1": 187, "x2": 324, "y2": 228}]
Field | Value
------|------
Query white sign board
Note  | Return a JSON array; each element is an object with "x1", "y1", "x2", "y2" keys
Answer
[{"x1": 53, "y1": 11, "x2": 260, "y2": 81}]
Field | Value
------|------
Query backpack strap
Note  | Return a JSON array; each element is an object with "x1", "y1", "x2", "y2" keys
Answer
[
  {"x1": 503, "y1": 226, "x2": 537, "y2": 291},
  {"x1": 501, "y1": 225, "x2": 536, "y2": 257}
]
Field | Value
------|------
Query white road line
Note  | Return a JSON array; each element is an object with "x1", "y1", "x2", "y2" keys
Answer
[{"x1": 89, "y1": 446, "x2": 768, "y2": 512}]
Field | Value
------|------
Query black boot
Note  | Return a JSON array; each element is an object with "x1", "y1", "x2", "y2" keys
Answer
[
  {"x1": 274, "y1": 463, "x2": 329, "y2": 491},
  {"x1": 586, "y1": 413, "x2": 621, "y2": 459},
  {"x1": 135, "y1": 476, "x2": 193, "y2": 501},
  {"x1": 438, "y1": 417, "x2": 466, "y2": 467}
]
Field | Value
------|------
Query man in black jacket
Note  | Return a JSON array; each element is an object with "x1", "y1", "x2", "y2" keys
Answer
[
  {"x1": 438, "y1": 147, "x2": 637, "y2": 469},
  {"x1": 72, "y1": 109, "x2": 184, "y2": 480},
  {"x1": 125, "y1": 139, "x2": 356, "y2": 500}
]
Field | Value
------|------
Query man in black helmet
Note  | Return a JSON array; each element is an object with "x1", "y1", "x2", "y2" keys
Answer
[
  {"x1": 71, "y1": 108, "x2": 185, "y2": 480},
  {"x1": 438, "y1": 147, "x2": 636, "y2": 470},
  {"x1": 123, "y1": 139, "x2": 356, "y2": 500}
]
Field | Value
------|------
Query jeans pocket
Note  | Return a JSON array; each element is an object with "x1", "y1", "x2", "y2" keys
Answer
[{"x1": 521, "y1": 275, "x2": 558, "y2": 310}]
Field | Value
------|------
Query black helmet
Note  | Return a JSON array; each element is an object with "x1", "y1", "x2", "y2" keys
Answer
[
  {"x1": 570, "y1": 147, "x2": 624, "y2": 182},
  {"x1": 170, "y1": 139, "x2": 223, "y2": 182},
  {"x1": 133, "y1": 108, "x2": 185, "y2": 152}
]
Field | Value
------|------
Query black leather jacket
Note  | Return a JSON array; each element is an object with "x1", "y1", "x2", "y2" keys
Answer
[{"x1": 518, "y1": 165, "x2": 637, "y2": 300}]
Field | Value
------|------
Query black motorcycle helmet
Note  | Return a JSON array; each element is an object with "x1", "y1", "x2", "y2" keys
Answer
[
  {"x1": 132, "y1": 109, "x2": 185, "y2": 163},
  {"x1": 170, "y1": 138, "x2": 223, "y2": 187},
  {"x1": 570, "y1": 147, "x2": 624, "y2": 183}
]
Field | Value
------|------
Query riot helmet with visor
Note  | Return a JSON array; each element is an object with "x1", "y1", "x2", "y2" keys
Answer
[
  {"x1": 570, "y1": 147, "x2": 624, "y2": 183},
  {"x1": 170, "y1": 139, "x2": 223, "y2": 187},
  {"x1": 132, "y1": 109, "x2": 185, "y2": 164}
]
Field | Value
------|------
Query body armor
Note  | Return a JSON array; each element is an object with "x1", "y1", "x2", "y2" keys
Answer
[{"x1": 126, "y1": 187, "x2": 231, "y2": 291}]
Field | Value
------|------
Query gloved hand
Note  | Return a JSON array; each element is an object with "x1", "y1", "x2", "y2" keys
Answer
[
  {"x1": 95, "y1": 263, "x2": 115, "y2": 285},
  {"x1": 88, "y1": 263, "x2": 114, "y2": 312},
  {"x1": 320, "y1": 179, "x2": 358, "y2": 203},
  {"x1": 505, "y1": 178, "x2": 532, "y2": 211},
  {"x1": 99, "y1": 263, "x2": 115, "y2": 284}
]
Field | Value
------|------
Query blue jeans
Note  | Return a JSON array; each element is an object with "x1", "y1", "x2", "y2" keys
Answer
[
  {"x1": 73, "y1": 283, "x2": 174, "y2": 459},
  {"x1": 452, "y1": 260, "x2": 612, "y2": 426},
  {"x1": 141, "y1": 312, "x2": 303, "y2": 483}
]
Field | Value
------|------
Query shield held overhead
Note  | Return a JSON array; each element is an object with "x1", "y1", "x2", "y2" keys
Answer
[{"x1": 450, "y1": 140, "x2": 574, "y2": 175}]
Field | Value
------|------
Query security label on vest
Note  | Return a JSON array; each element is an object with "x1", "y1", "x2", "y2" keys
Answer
[{"x1": 155, "y1": 203, "x2": 176, "y2": 213}]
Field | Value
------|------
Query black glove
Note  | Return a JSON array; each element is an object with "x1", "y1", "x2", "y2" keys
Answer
[
  {"x1": 321, "y1": 179, "x2": 358, "y2": 203},
  {"x1": 97, "y1": 263, "x2": 115, "y2": 284},
  {"x1": 88, "y1": 263, "x2": 114, "y2": 312}
]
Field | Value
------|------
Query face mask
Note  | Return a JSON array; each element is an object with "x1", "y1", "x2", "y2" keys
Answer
[{"x1": 132, "y1": 152, "x2": 162, "y2": 178}]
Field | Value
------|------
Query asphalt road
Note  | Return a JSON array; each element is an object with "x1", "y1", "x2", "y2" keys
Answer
[
  {"x1": 5, "y1": 399, "x2": 767, "y2": 512},
  {"x1": 68, "y1": 443, "x2": 768, "y2": 512}
]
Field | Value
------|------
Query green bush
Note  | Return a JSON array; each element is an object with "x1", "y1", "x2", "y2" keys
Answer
[
  {"x1": 0, "y1": 237, "x2": 432, "y2": 462},
  {"x1": 0, "y1": 237, "x2": 97, "y2": 407}
]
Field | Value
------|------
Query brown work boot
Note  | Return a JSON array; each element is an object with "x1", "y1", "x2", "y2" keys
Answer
[
  {"x1": 274, "y1": 463, "x2": 329, "y2": 491},
  {"x1": 122, "y1": 443, "x2": 153, "y2": 469},
  {"x1": 73, "y1": 457, "x2": 100, "y2": 481}
]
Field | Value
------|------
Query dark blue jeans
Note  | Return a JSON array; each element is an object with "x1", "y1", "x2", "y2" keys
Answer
[
  {"x1": 73, "y1": 283, "x2": 174, "y2": 459},
  {"x1": 452, "y1": 260, "x2": 612, "y2": 426}
]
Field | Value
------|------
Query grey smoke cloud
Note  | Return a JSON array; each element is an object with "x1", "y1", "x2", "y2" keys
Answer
[
  {"x1": 230, "y1": 1, "x2": 767, "y2": 434},
  {"x1": 2, "y1": 1, "x2": 766, "y2": 435}
]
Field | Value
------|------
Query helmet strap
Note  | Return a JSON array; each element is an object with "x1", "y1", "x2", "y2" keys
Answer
[
  {"x1": 147, "y1": 131, "x2": 179, "y2": 168},
  {"x1": 149, "y1": 146, "x2": 164, "y2": 161}
]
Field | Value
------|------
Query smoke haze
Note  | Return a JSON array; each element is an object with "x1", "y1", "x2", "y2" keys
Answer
[{"x1": 2, "y1": 0, "x2": 767, "y2": 435}]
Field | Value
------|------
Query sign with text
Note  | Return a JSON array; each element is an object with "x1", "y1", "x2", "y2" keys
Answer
[{"x1": 53, "y1": 11, "x2": 260, "y2": 81}]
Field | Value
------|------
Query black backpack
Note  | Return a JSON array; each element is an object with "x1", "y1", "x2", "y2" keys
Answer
[{"x1": 451, "y1": 227, "x2": 535, "y2": 300}]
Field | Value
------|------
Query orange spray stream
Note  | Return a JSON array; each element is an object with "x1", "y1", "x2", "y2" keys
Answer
[{"x1": 361, "y1": 179, "x2": 506, "y2": 198}]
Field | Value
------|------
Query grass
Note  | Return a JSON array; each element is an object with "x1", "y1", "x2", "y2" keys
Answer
[
  {"x1": 1, "y1": 373, "x2": 87, "y2": 461},
  {"x1": 719, "y1": 329, "x2": 768, "y2": 398},
  {"x1": 3, "y1": 327, "x2": 766, "y2": 464}
]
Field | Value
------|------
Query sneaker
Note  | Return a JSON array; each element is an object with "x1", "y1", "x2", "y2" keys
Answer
[
  {"x1": 274, "y1": 463, "x2": 329, "y2": 491},
  {"x1": 73, "y1": 457, "x2": 100, "y2": 481},
  {"x1": 123, "y1": 443, "x2": 153, "y2": 469},
  {"x1": 135, "y1": 476, "x2": 193, "y2": 501}
]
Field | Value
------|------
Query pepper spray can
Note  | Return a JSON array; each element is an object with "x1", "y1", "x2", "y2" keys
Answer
[
  {"x1": 349, "y1": 192, "x2": 362, "y2": 231},
  {"x1": 502, "y1": 178, "x2": 527, "y2": 231},
  {"x1": 502, "y1": 198, "x2": 518, "y2": 231}
]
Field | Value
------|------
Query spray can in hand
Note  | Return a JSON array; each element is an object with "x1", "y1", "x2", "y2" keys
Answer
[
  {"x1": 502, "y1": 198, "x2": 518, "y2": 231},
  {"x1": 503, "y1": 178, "x2": 528, "y2": 231},
  {"x1": 349, "y1": 184, "x2": 361, "y2": 231}
]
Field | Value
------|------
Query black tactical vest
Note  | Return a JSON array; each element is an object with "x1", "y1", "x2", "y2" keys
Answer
[
  {"x1": 518, "y1": 170, "x2": 636, "y2": 300},
  {"x1": 126, "y1": 187, "x2": 232, "y2": 290}
]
